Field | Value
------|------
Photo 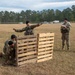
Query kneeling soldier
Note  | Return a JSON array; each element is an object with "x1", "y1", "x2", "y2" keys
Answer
[
  {"x1": 3, "y1": 41, "x2": 16, "y2": 65},
  {"x1": 3, "y1": 34, "x2": 17, "y2": 65}
]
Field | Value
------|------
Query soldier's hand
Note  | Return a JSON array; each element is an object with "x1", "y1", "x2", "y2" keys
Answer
[
  {"x1": 40, "y1": 22, "x2": 43, "y2": 25},
  {"x1": 38, "y1": 23, "x2": 43, "y2": 26},
  {"x1": 61, "y1": 25, "x2": 66, "y2": 28}
]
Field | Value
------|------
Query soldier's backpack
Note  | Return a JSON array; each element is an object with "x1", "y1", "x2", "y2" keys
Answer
[{"x1": 61, "y1": 26, "x2": 70, "y2": 33}]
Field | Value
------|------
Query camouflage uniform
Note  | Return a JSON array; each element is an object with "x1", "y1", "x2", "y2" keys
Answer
[
  {"x1": 15, "y1": 25, "x2": 40, "y2": 35},
  {"x1": 3, "y1": 40, "x2": 16, "y2": 64},
  {"x1": 61, "y1": 22, "x2": 71, "y2": 50}
]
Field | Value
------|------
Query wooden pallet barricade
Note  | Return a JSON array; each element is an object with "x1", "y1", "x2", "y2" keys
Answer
[
  {"x1": 16, "y1": 33, "x2": 54, "y2": 66},
  {"x1": 16, "y1": 35, "x2": 37, "y2": 66},
  {"x1": 37, "y1": 33, "x2": 54, "y2": 62}
]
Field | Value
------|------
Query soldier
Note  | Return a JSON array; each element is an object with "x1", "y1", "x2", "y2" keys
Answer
[
  {"x1": 13, "y1": 21, "x2": 42, "y2": 35},
  {"x1": 3, "y1": 34, "x2": 17, "y2": 54},
  {"x1": 8, "y1": 41, "x2": 16, "y2": 64},
  {"x1": 3, "y1": 34, "x2": 17, "y2": 65},
  {"x1": 60, "y1": 18, "x2": 71, "y2": 50}
]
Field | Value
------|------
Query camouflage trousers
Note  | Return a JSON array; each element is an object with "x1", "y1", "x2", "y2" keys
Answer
[
  {"x1": 4, "y1": 50, "x2": 15, "y2": 64},
  {"x1": 61, "y1": 33, "x2": 70, "y2": 50}
]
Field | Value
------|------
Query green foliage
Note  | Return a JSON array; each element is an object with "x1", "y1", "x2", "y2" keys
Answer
[{"x1": 0, "y1": 5, "x2": 75, "y2": 23}]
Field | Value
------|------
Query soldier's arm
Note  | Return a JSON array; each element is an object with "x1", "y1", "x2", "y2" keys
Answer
[
  {"x1": 61, "y1": 25, "x2": 66, "y2": 28},
  {"x1": 65, "y1": 22, "x2": 71, "y2": 31},
  {"x1": 13, "y1": 27, "x2": 26, "y2": 32},
  {"x1": 68, "y1": 22, "x2": 71, "y2": 27},
  {"x1": 60, "y1": 26, "x2": 63, "y2": 33},
  {"x1": 30, "y1": 23, "x2": 42, "y2": 29},
  {"x1": 62, "y1": 22, "x2": 66, "y2": 25},
  {"x1": 3, "y1": 41, "x2": 10, "y2": 54}
]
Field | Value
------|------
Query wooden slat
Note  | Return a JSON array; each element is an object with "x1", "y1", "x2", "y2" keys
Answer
[
  {"x1": 38, "y1": 47, "x2": 53, "y2": 52},
  {"x1": 17, "y1": 41, "x2": 37, "y2": 46},
  {"x1": 39, "y1": 37, "x2": 54, "y2": 41},
  {"x1": 18, "y1": 51, "x2": 36, "y2": 57},
  {"x1": 38, "y1": 50, "x2": 52, "y2": 55},
  {"x1": 18, "y1": 44, "x2": 37, "y2": 50},
  {"x1": 17, "y1": 38, "x2": 37, "y2": 43},
  {"x1": 38, "y1": 44, "x2": 53, "y2": 48},
  {"x1": 27, "y1": 44, "x2": 37, "y2": 48},
  {"x1": 17, "y1": 35, "x2": 36, "y2": 40},
  {"x1": 39, "y1": 41, "x2": 54, "y2": 45},
  {"x1": 18, "y1": 58, "x2": 36, "y2": 66},
  {"x1": 18, "y1": 48, "x2": 37, "y2": 54},
  {"x1": 37, "y1": 56, "x2": 52, "y2": 62},
  {"x1": 18, "y1": 55, "x2": 37, "y2": 62},
  {"x1": 39, "y1": 33, "x2": 54, "y2": 37},
  {"x1": 38, "y1": 54, "x2": 52, "y2": 59},
  {"x1": 39, "y1": 36, "x2": 54, "y2": 39}
]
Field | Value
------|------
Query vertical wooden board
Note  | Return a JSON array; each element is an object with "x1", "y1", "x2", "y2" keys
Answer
[
  {"x1": 37, "y1": 34, "x2": 39, "y2": 62},
  {"x1": 15, "y1": 39, "x2": 19, "y2": 66}
]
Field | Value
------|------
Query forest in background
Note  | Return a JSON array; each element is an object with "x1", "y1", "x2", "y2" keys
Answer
[{"x1": 0, "y1": 5, "x2": 75, "y2": 23}]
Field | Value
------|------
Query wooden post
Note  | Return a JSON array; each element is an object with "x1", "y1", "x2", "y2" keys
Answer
[{"x1": 15, "y1": 38, "x2": 18, "y2": 66}]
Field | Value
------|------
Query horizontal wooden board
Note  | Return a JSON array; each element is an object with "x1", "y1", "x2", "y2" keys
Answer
[
  {"x1": 18, "y1": 55, "x2": 37, "y2": 62},
  {"x1": 17, "y1": 48, "x2": 37, "y2": 54},
  {"x1": 38, "y1": 50, "x2": 52, "y2": 55},
  {"x1": 38, "y1": 44, "x2": 53, "y2": 48},
  {"x1": 38, "y1": 54, "x2": 52, "y2": 59},
  {"x1": 39, "y1": 37, "x2": 54, "y2": 41},
  {"x1": 37, "y1": 56, "x2": 52, "y2": 63},
  {"x1": 38, "y1": 47, "x2": 53, "y2": 52},
  {"x1": 39, "y1": 41, "x2": 54, "y2": 45},
  {"x1": 18, "y1": 58, "x2": 36, "y2": 66},
  {"x1": 17, "y1": 35, "x2": 37, "y2": 40},
  {"x1": 17, "y1": 38, "x2": 37, "y2": 43},
  {"x1": 17, "y1": 41, "x2": 37, "y2": 46},
  {"x1": 18, "y1": 51, "x2": 36, "y2": 57},
  {"x1": 39, "y1": 33, "x2": 54, "y2": 37},
  {"x1": 18, "y1": 44, "x2": 37, "y2": 50}
]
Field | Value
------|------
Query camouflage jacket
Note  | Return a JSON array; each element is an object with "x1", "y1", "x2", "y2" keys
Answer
[
  {"x1": 61, "y1": 21, "x2": 71, "y2": 33},
  {"x1": 3, "y1": 40, "x2": 16, "y2": 55},
  {"x1": 15, "y1": 25, "x2": 40, "y2": 35}
]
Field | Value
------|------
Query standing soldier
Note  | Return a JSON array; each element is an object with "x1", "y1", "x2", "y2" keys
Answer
[
  {"x1": 60, "y1": 18, "x2": 71, "y2": 50},
  {"x1": 13, "y1": 21, "x2": 42, "y2": 35}
]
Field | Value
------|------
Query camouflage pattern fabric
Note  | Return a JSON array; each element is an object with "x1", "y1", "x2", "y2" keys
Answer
[{"x1": 15, "y1": 25, "x2": 40, "y2": 35}]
